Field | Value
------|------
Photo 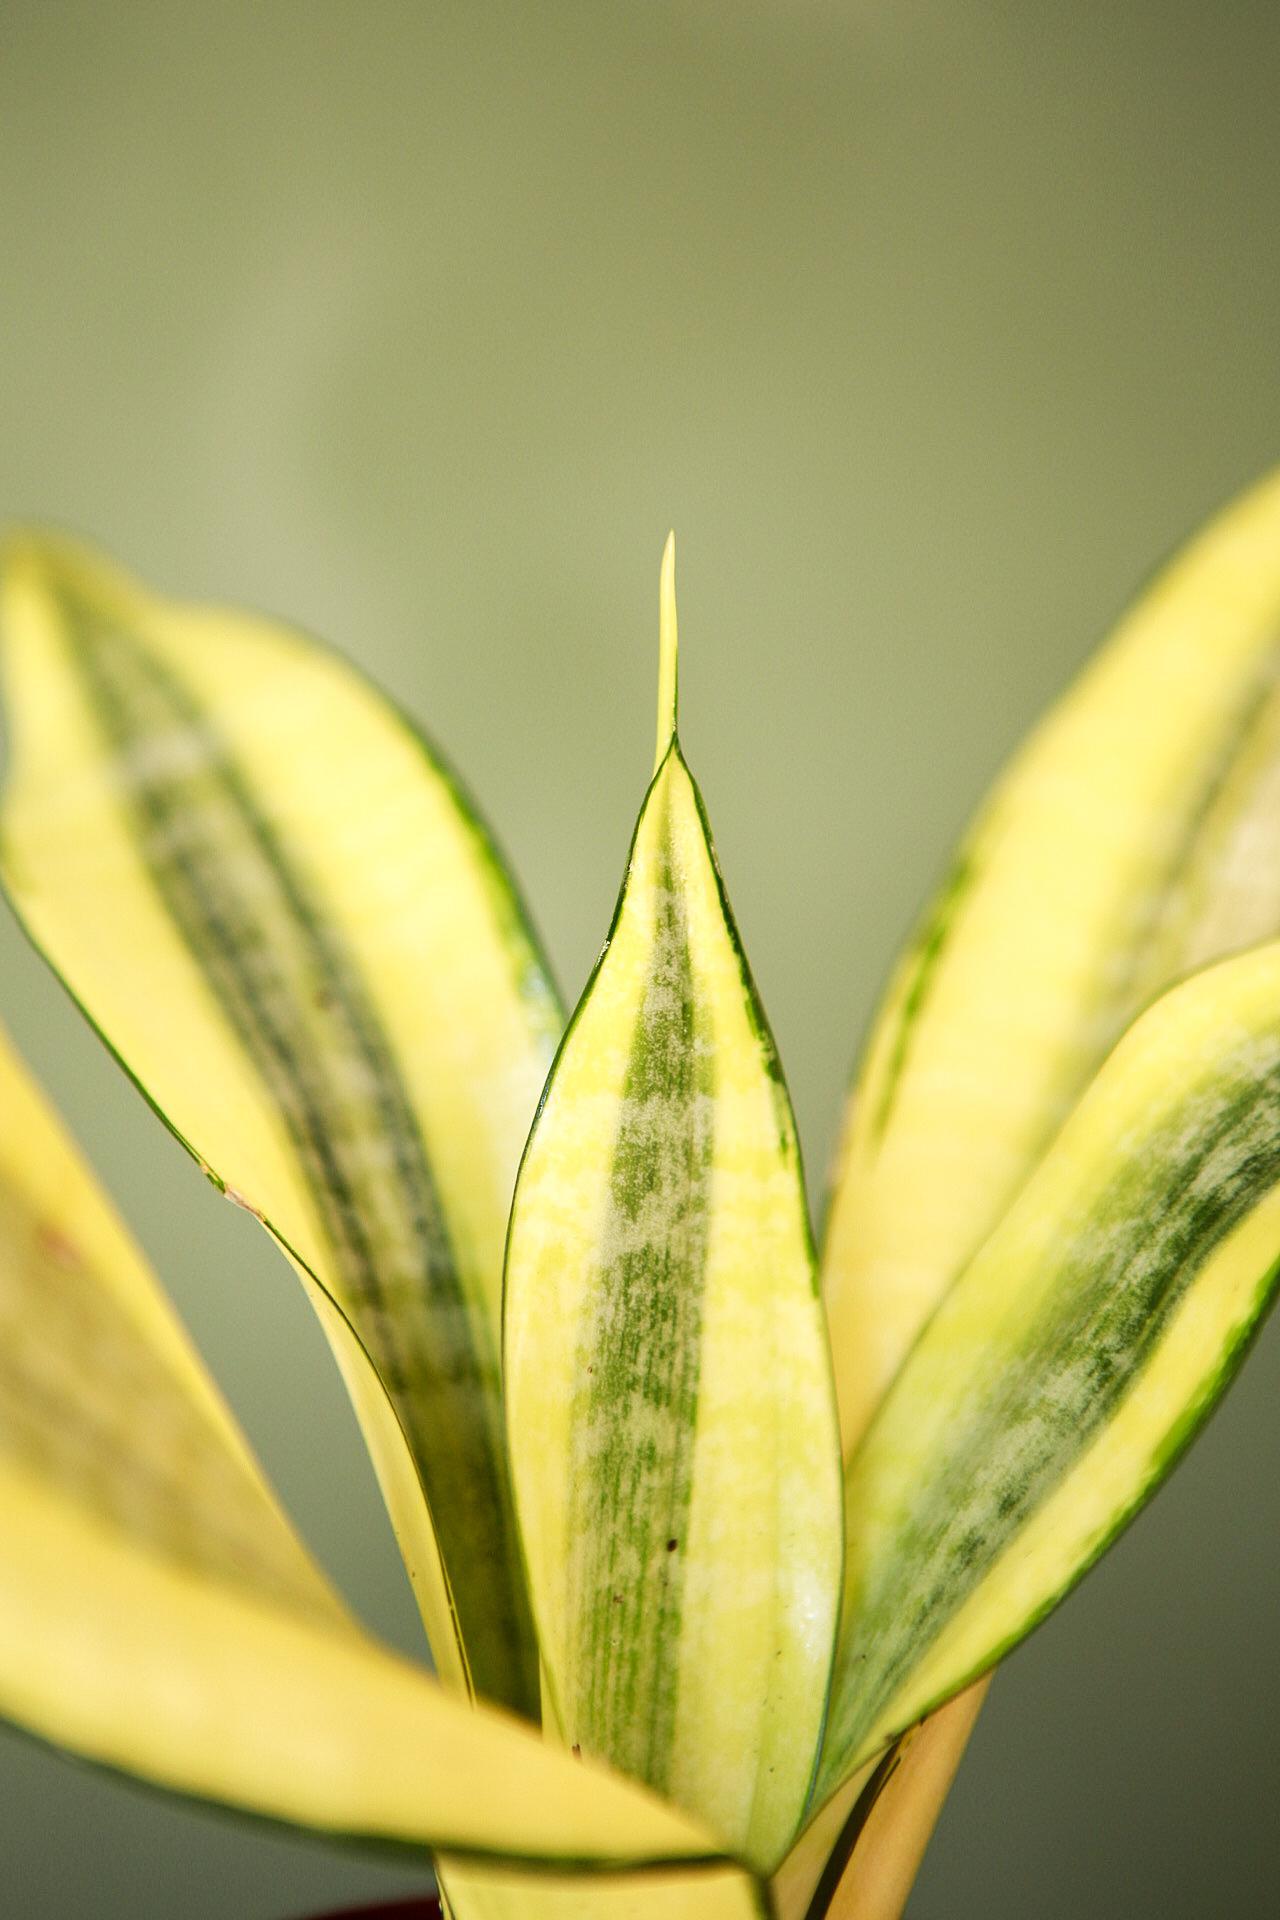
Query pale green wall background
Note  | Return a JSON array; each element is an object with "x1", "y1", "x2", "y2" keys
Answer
[{"x1": 2, "y1": 2, "x2": 1280, "y2": 1914}]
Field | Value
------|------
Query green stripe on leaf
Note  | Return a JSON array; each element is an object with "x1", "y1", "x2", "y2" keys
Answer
[
  {"x1": 57, "y1": 584, "x2": 533, "y2": 1712},
  {"x1": 567, "y1": 798, "x2": 715, "y2": 1783},
  {"x1": 824, "y1": 465, "x2": 1280, "y2": 1459},
  {"x1": 0, "y1": 534, "x2": 561, "y2": 1718},
  {"x1": 818, "y1": 940, "x2": 1280, "y2": 1801},
  {"x1": 505, "y1": 544, "x2": 842, "y2": 1874}
]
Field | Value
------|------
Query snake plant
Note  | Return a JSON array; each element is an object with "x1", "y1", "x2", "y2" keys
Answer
[{"x1": 2, "y1": 468, "x2": 1280, "y2": 1920}]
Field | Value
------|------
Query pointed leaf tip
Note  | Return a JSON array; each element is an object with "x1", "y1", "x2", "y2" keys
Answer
[
  {"x1": 507, "y1": 558, "x2": 842, "y2": 1867},
  {"x1": 655, "y1": 531, "x2": 679, "y2": 775}
]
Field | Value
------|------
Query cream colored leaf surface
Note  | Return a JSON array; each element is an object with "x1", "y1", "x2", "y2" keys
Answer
[
  {"x1": 0, "y1": 1016, "x2": 340, "y2": 1627},
  {"x1": 0, "y1": 533, "x2": 563, "y2": 1713},
  {"x1": 6, "y1": 1456, "x2": 732, "y2": 1867},
  {"x1": 0, "y1": 1020, "x2": 722, "y2": 1868},
  {"x1": 438, "y1": 1857, "x2": 772, "y2": 1920},
  {"x1": 505, "y1": 541, "x2": 843, "y2": 1873},
  {"x1": 816, "y1": 466, "x2": 1280, "y2": 1895},
  {"x1": 819, "y1": 943, "x2": 1280, "y2": 1800},
  {"x1": 824, "y1": 465, "x2": 1280, "y2": 1452}
]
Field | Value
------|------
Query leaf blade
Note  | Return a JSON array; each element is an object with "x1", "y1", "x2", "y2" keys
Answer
[
  {"x1": 818, "y1": 942, "x2": 1280, "y2": 1799},
  {"x1": 1, "y1": 1450, "x2": 720, "y2": 1868},
  {"x1": 505, "y1": 556, "x2": 842, "y2": 1872},
  {"x1": 0, "y1": 1019, "x2": 718, "y2": 1869},
  {"x1": 437, "y1": 1857, "x2": 773, "y2": 1920},
  {"x1": 823, "y1": 465, "x2": 1280, "y2": 1452},
  {"x1": 0, "y1": 533, "x2": 562, "y2": 1712},
  {"x1": 815, "y1": 465, "x2": 1280, "y2": 1861}
]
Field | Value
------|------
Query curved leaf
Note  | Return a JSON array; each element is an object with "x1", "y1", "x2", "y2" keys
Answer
[
  {"x1": 0, "y1": 1021, "x2": 718, "y2": 1869},
  {"x1": 818, "y1": 940, "x2": 1280, "y2": 1799},
  {"x1": 823, "y1": 465, "x2": 1280, "y2": 1451},
  {"x1": 0, "y1": 1016, "x2": 341, "y2": 1627},
  {"x1": 0, "y1": 533, "x2": 562, "y2": 1713},
  {"x1": 818, "y1": 466, "x2": 1280, "y2": 1901},
  {"x1": 504, "y1": 540, "x2": 842, "y2": 1872}
]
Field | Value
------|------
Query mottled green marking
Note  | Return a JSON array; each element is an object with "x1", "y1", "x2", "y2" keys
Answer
[
  {"x1": 1120, "y1": 654, "x2": 1280, "y2": 996},
  {"x1": 879, "y1": 649, "x2": 1280, "y2": 1156},
  {"x1": 566, "y1": 797, "x2": 715, "y2": 1790},
  {"x1": 57, "y1": 591, "x2": 537, "y2": 1713},
  {"x1": 871, "y1": 853, "x2": 973, "y2": 1144},
  {"x1": 0, "y1": 1184, "x2": 329, "y2": 1616},
  {"x1": 830, "y1": 1030, "x2": 1280, "y2": 1767}
]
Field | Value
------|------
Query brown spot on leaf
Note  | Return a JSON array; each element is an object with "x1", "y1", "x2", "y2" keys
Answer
[
  {"x1": 37, "y1": 1224, "x2": 79, "y2": 1268},
  {"x1": 224, "y1": 1186, "x2": 265, "y2": 1222}
]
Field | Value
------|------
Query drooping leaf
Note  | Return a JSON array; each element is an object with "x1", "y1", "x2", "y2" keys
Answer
[
  {"x1": 504, "y1": 539, "x2": 843, "y2": 1873},
  {"x1": 0, "y1": 1016, "x2": 342, "y2": 1627},
  {"x1": 0, "y1": 533, "x2": 563, "y2": 1714},
  {"x1": 823, "y1": 464, "x2": 1280, "y2": 1451},
  {"x1": 817, "y1": 940, "x2": 1280, "y2": 1801},
  {"x1": 0, "y1": 1019, "x2": 720, "y2": 1870}
]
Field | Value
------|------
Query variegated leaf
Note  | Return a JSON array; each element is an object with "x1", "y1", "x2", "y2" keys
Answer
[
  {"x1": 817, "y1": 940, "x2": 1280, "y2": 1801},
  {"x1": 437, "y1": 1858, "x2": 772, "y2": 1920},
  {"x1": 0, "y1": 533, "x2": 563, "y2": 1714},
  {"x1": 504, "y1": 539, "x2": 842, "y2": 1872},
  {"x1": 0, "y1": 1017, "x2": 720, "y2": 1869},
  {"x1": 815, "y1": 466, "x2": 1280, "y2": 1902},
  {"x1": 823, "y1": 464, "x2": 1280, "y2": 1451}
]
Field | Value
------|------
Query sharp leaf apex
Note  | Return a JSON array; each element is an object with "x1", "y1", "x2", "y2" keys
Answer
[{"x1": 655, "y1": 532, "x2": 679, "y2": 776}]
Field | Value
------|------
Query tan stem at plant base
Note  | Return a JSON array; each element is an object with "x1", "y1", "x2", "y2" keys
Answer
[
  {"x1": 771, "y1": 1682, "x2": 985, "y2": 1920},
  {"x1": 820, "y1": 1563, "x2": 990, "y2": 1911},
  {"x1": 823, "y1": 1684, "x2": 987, "y2": 1920}
]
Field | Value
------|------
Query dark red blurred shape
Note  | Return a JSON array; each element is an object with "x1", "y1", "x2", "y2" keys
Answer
[{"x1": 298, "y1": 1899, "x2": 441, "y2": 1919}]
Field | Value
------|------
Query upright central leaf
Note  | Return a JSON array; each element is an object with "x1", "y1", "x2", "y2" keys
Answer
[
  {"x1": 505, "y1": 540, "x2": 842, "y2": 1873},
  {"x1": 566, "y1": 808, "x2": 714, "y2": 1770}
]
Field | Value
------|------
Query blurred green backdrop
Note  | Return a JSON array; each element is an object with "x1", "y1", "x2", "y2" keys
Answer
[{"x1": 2, "y1": 2, "x2": 1280, "y2": 1914}]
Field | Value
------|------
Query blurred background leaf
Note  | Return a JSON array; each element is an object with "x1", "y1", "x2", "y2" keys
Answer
[{"x1": 1, "y1": 2, "x2": 1279, "y2": 1914}]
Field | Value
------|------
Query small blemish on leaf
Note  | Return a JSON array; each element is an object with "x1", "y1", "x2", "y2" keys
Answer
[
  {"x1": 37, "y1": 1224, "x2": 79, "y2": 1267},
  {"x1": 224, "y1": 1185, "x2": 265, "y2": 1221}
]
